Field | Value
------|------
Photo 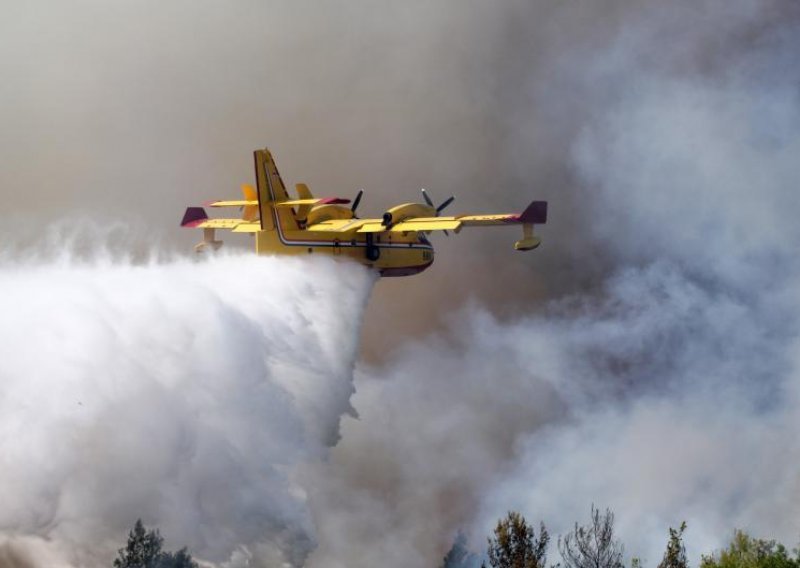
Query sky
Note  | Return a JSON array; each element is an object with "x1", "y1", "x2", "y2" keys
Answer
[{"x1": 1, "y1": 1, "x2": 800, "y2": 567}]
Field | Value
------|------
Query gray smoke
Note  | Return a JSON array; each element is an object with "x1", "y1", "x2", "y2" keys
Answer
[{"x1": 303, "y1": 2, "x2": 800, "y2": 567}]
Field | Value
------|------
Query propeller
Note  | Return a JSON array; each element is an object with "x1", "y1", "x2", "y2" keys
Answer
[
  {"x1": 421, "y1": 188, "x2": 455, "y2": 235},
  {"x1": 421, "y1": 188, "x2": 434, "y2": 208},
  {"x1": 436, "y1": 196, "x2": 455, "y2": 214},
  {"x1": 351, "y1": 189, "x2": 364, "y2": 217}
]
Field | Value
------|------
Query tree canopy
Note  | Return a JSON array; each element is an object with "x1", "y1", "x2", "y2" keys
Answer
[
  {"x1": 482, "y1": 511, "x2": 550, "y2": 568},
  {"x1": 113, "y1": 519, "x2": 198, "y2": 568},
  {"x1": 558, "y1": 505, "x2": 624, "y2": 568},
  {"x1": 658, "y1": 522, "x2": 689, "y2": 568},
  {"x1": 700, "y1": 531, "x2": 800, "y2": 568}
]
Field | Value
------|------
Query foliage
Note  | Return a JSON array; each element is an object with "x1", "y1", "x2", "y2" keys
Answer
[
  {"x1": 700, "y1": 531, "x2": 800, "y2": 568},
  {"x1": 558, "y1": 505, "x2": 624, "y2": 568},
  {"x1": 658, "y1": 522, "x2": 689, "y2": 568},
  {"x1": 159, "y1": 548, "x2": 198, "y2": 568},
  {"x1": 482, "y1": 511, "x2": 550, "y2": 568},
  {"x1": 113, "y1": 519, "x2": 198, "y2": 568}
]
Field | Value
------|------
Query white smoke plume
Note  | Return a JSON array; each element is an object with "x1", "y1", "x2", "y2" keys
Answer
[
  {"x1": 482, "y1": 42, "x2": 800, "y2": 562},
  {"x1": 0, "y1": 251, "x2": 374, "y2": 567}
]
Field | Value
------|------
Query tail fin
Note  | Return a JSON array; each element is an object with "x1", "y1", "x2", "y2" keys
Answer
[
  {"x1": 181, "y1": 207, "x2": 208, "y2": 227},
  {"x1": 517, "y1": 201, "x2": 548, "y2": 224},
  {"x1": 295, "y1": 183, "x2": 314, "y2": 223},
  {"x1": 241, "y1": 184, "x2": 259, "y2": 222},
  {"x1": 514, "y1": 201, "x2": 547, "y2": 251},
  {"x1": 254, "y1": 148, "x2": 298, "y2": 232}
]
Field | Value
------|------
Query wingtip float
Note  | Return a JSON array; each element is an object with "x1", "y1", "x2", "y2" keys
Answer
[{"x1": 181, "y1": 148, "x2": 547, "y2": 277}]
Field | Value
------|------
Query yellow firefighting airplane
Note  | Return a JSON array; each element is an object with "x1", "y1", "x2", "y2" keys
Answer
[{"x1": 181, "y1": 148, "x2": 548, "y2": 277}]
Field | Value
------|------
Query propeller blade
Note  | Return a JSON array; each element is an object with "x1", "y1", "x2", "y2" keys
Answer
[
  {"x1": 421, "y1": 188, "x2": 434, "y2": 207},
  {"x1": 351, "y1": 189, "x2": 364, "y2": 214},
  {"x1": 436, "y1": 196, "x2": 455, "y2": 214}
]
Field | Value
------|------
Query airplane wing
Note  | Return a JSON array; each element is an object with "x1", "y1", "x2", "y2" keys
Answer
[
  {"x1": 457, "y1": 214, "x2": 520, "y2": 226},
  {"x1": 353, "y1": 202, "x2": 547, "y2": 233},
  {"x1": 458, "y1": 201, "x2": 548, "y2": 226},
  {"x1": 357, "y1": 200, "x2": 548, "y2": 250},
  {"x1": 304, "y1": 218, "x2": 461, "y2": 234},
  {"x1": 357, "y1": 219, "x2": 462, "y2": 233},
  {"x1": 180, "y1": 207, "x2": 260, "y2": 232}
]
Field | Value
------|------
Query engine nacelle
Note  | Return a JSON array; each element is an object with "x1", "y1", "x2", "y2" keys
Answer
[
  {"x1": 306, "y1": 204, "x2": 354, "y2": 226},
  {"x1": 381, "y1": 202, "x2": 436, "y2": 227}
]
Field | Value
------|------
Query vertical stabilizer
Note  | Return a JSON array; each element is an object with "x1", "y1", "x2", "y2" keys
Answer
[
  {"x1": 295, "y1": 183, "x2": 314, "y2": 224},
  {"x1": 254, "y1": 148, "x2": 298, "y2": 232},
  {"x1": 241, "y1": 184, "x2": 259, "y2": 222}
]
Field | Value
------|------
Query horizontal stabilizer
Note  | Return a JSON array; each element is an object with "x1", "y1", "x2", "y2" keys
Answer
[
  {"x1": 206, "y1": 200, "x2": 258, "y2": 207},
  {"x1": 232, "y1": 223, "x2": 261, "y2": 233},
  {"x1": 181, "y1": 207, "x2": 208, "y2": 227},
  {"x1": 180, "y1": 207, "x2": 252, "y2": 231},
  {"x1": 205, "y1": 197, "x2": 352, "y2": 208},
  {"x1": 190, "y1": 218, "x2": 242, "y2": 229},
  {"x1": 274, "y1": 197, "x2": 351, "y2": 207}
]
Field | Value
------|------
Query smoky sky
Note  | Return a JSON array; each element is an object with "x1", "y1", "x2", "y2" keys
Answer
[
  {"x1": 0, "y1": 0, "x2": 636, "y2": 351},
  {"x1": 4, "y1": 0, "x2": 792, "y2": 357},
  {"x1": 3, "y1": 1, "x2": 800, "y2": 567}
]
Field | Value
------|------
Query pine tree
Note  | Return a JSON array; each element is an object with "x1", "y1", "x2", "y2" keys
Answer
[
  {"x1": 113, "y1": 520, "x2": 164, "y2": 568},
  {"x1": 112, "y1": 520, "x2": 198, "y2": 568},
  {"x1": 157, "y1": 548, "x2": 198, "y2": 568},
  {"x1": 558, "y1": 506, "x2": 624, "y2": 568},
  {"x1": 658, "y1": 523, "x2": 688, "y2": 568},
  {"x1": 483, "y1": 511, "x2": 550, "y2": 568}
]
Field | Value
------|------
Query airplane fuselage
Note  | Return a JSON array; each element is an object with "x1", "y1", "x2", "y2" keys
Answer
[{"x1": 255, "y1": 227, "x2": 434, "y2": 277}]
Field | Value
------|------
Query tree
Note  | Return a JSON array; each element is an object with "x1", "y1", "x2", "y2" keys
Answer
[
  {"x1": 113, "y1": 519, "x2": 198, "y2": 568},
  {"x1": 700, "y1": 530, "x2": 799, "y2": 568},
  {"x1": 482, "y1": 511, "x2": 550, "y2": 568},
  {"x1": 558, "y1": 506, "x2": 624, "y2": 568},
  {"x1": 158, "y1": 548, "x2": 198, "y2": 568},
  {"x1": 114, "y1": 520, "x2": 164, "y2": 568},
  {"x1": 658, "y1": 523, "x2": 688, "y2": 568}
]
